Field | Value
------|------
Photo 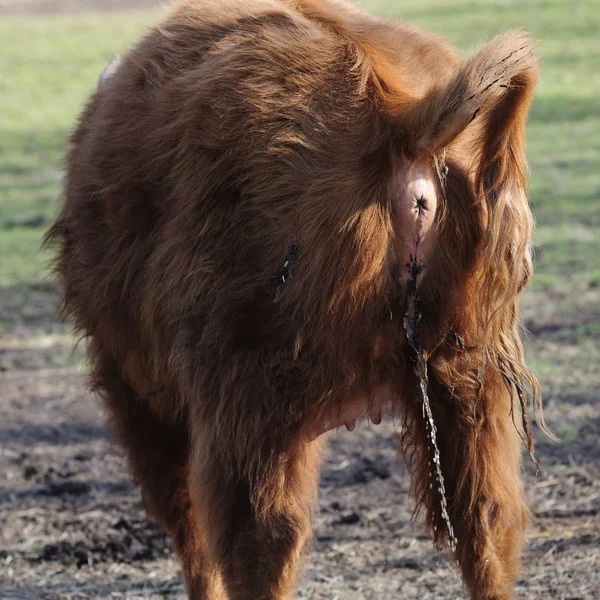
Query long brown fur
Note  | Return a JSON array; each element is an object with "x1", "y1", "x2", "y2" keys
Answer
[{"x1": 45, "y1": 1, "x2": 545, "y2": 598}]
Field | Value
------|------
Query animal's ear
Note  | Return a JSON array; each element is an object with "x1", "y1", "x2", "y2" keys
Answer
[{"x1": 407, "y1": 31, "x2": 538, "y2": 154}]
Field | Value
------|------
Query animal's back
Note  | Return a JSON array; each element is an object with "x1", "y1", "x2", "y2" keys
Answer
[{"x1": 47, "y1": 0, "x2": 456, "y2": 416}]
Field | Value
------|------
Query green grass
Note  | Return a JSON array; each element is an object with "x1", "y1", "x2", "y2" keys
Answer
[
  {"x1": 0, "y1": 0, "x2": 598, "y2": 292},
  {"x1": 0, "y1": 11, "x2": 156, "y2": 285}
]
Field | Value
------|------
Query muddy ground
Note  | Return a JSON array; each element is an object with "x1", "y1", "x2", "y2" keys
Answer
[
  {"x1": 1, "y1": 285, "x2": 599, "y2": 600},
  {"x1": 1, "y1": 1, "x2": 599, "y2": 599}
]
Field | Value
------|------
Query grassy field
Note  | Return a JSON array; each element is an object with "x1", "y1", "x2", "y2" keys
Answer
[
  {"x1": 1, "y1": 1, "x2": 599, "y2": 288},
  {"x1": 1, "y1": 0, "x2": 599, "y2": 388},
  {"x1": 1, "y1": 1, "x2": 599, "y2": 598}
]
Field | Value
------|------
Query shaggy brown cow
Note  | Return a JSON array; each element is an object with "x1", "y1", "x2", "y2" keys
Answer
[{"x1": 45, "y1": 0, "x2": 547, "y2": 598}]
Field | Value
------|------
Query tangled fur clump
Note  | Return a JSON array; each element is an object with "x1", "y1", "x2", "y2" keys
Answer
[{"x1": 45, "y1": 1, "x2": 546, "y2": 598}]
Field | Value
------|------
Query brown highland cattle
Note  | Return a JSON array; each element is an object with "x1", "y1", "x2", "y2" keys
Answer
[{"x1": 45, "y1": 0, "x2": 547, "y2": 598}]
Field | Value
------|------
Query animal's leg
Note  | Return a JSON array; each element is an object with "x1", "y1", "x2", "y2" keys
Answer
[
  {"x1": 407, "y1": 368, "x2": 528, "y2": 600},
  {"x1": 92, "y1": 353, "x2": 224, "y2": 599},
  {"x1": 190, "y1": 433, "x2": 323, "y2": 600}
]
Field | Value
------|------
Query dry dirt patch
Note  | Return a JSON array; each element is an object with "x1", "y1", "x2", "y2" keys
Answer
[{"x1": 1, "y1": 284, "x2": 598, "y2": 598}]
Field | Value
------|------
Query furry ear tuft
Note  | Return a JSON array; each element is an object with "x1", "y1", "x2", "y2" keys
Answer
[{"x1": 407, "y1": 30, "x2": 538, "y2": 152}]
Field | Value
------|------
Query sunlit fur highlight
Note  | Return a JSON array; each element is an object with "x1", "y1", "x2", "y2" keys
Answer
[{"x1": 45, "y1": 1, "x2": 545, "y2": 598}]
